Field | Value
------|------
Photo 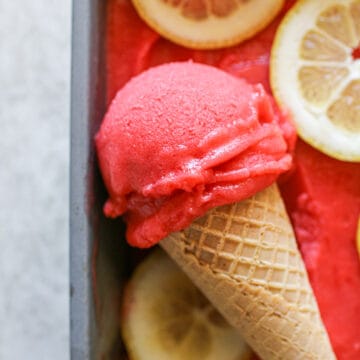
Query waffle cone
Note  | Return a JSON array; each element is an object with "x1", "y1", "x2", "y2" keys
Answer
[{"x1": 160, "y1": 184, "x2": 335, "y2": 359}]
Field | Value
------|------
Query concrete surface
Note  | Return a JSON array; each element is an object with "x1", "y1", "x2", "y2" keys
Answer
[{"x1": 0, "y1": 0, "x2": 71, "y2": 359}]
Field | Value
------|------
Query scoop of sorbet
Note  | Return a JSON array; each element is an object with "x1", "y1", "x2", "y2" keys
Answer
[{"x1": 95, "y1": 61, "x2": 295, "y2": 248}]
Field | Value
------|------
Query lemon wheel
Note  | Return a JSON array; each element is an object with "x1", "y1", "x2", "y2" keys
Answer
[
  {"x1": 131, "y1": 0, "x2": 284, "y2": 49},
  {"x1": 271, "y1": 0, "x2": 360, "y2": 161},
  {"x1": 121, "y1": 249, "x2": 252, "y2": 360}
]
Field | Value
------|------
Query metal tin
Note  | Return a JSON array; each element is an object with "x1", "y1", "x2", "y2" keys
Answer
[{"x1": 70, "y1": 0, "x2": 127, "y2": 358}]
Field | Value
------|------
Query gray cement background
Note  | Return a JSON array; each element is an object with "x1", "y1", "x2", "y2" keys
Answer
[{"x1": 0, "y1": 0, "x2": 71, "y2": 358}]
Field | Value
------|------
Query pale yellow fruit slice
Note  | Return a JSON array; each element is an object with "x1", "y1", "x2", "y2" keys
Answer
[
  {"x1": 121, "y1": 249, "x2": 252, "y2": 360},
  {"x1": 131, "y1": 0, "x2": 284, "y2": 49},
  {"x1": 270, "y1": 0, "x2": 360, "y2": 161}
]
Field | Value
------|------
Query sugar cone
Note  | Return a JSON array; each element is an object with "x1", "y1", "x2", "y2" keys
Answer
[{"x1": 160, "y1": 184, "x2": 335, "y2": 360}]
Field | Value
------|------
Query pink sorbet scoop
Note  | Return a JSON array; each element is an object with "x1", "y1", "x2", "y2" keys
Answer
[{"x1": 95, "y1": 61, "x2": 295, "y2": 248}]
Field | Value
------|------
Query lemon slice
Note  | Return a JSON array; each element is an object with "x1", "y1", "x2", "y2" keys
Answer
[
  {"x1": 270, "y1": 0, "x2": 360, "y2": 161},
  {"x1": 121, "y1": 249, "x2": 252, "y2": 360},
  {"x1": 131, "y1": 0, "x2": 284, "y2": 49}
]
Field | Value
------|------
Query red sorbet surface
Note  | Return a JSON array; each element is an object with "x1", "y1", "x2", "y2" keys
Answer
[
  {"x1": 106, "y1": 0, "x2": 293, "y2": 102},
  {"x1": 104, "y1": 0, "x2": 360, "y2": 358},
  {"x1": 280, "y1": 140, "x2": 360, "y2": 359}
]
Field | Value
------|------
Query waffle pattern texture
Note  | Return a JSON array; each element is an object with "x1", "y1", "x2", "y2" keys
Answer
[{"x1": 161, "y1": 184, "x2": 335, "y2": 359}]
